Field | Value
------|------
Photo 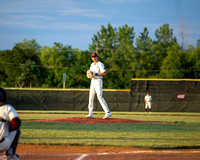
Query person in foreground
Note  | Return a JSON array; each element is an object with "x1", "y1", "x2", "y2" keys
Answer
[
  {"x1": 86, "y1": 53, "x2": 112, "y2": 119},
  {"x1": 0, "y1": 87, "x2": 21, "y2": 160}
]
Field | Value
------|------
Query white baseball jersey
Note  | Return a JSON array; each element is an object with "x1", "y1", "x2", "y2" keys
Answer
[
  {"x1": 0, "y1": 105, "x2": 19, "y2": 140},
  {"x1": 144, "y1": 95, "x2": 152, "y2": 103},
  {"x1": 90, "y1": 61, "x2": 106, "y2": 79}
]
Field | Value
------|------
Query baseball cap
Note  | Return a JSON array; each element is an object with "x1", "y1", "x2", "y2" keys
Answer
[{"x1": 91, "y1": 53, "x2": 98, "y2": 57}]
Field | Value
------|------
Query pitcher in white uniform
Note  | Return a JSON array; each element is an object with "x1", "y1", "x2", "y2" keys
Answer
[{"x1": 86, "y1": 53, "x2": 112, "y2": 119}]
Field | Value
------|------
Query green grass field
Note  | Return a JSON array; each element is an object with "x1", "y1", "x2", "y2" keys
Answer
[{"x1": 18, "y1": 111, "x2": 200, "y2": 149}]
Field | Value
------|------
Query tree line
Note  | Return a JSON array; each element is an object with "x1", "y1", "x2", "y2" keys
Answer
[{"x1": 0, "y1": 23, "x2": 200, "y2": 89}]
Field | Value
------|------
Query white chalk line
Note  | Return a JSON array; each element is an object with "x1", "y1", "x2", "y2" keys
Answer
[
  {"x1": 117, "y1": 150, "x2": 200, "y2": 154},
  {"x1": 75, "y1": 154, "x2": 87, "y2": 160},
  {"x1": 1, "y1": 150, "x2": 200, "y2": 160},
  {"x1": 17, "y1": 150, "x2": 200, "y2": 156}
]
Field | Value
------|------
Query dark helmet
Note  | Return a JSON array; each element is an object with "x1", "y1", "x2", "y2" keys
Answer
[
  {"x1": 91, "y1": 53, "x2": 98, "y2": 58},
  {"x1": 0, "y1": 87, "x2": 7, "y2": 103}
]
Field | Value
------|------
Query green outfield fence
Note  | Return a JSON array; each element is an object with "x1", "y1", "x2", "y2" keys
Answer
[
  {"x1": 5, "y1": 88, "x2": 130, "y2": 111},
  {"x1": 5, "y1": 79, "x2": 200, "y2": 112},
  {"x1": 130, "y1": 78, "x2": 200, "y2": 112}
]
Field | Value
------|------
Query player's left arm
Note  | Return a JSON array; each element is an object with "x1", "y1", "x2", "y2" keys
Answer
[
  {"x1": 96, "y1": 63, "x2": 107, "y2": 76},
  {"x1": 96, "y1": 72, "x2": 106, "y2": 76},
  {"x1": 150, "y1": 96, "x2": 153, "y2": 103}
]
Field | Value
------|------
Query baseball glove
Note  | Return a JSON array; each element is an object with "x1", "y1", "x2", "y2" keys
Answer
[{"x1": 86, "y1": 70, "x2": 94, "y2": 79}]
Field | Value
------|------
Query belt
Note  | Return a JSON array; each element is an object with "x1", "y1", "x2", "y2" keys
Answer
[{"x1": 0, "y1": 137, "x2": 5, "y2": 143}]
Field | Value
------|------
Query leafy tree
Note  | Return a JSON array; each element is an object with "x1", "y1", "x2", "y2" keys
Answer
[
  {"x1": 0, "y1": 50, "x2": 12, "y2": 86},
  {"x1": 15, "y1": 38, "x2": 41, "y2": 54},
  {"x1": 0, "y1": 39, "x2": 42, "y2": 87},
  {"x1": 68, "y1": 50, "x2": 91, "y2": 88},
  {"x1": 135, "y1": 27, "x2": 154, "y2": 77},
  {"x1": 190, "y1": 46, "x2": 200, "y2": 78},
  {"x1": 116, "y1": 24, "x2": 135, "y2": 69},
  {"x1": 154, "y1": 24, "x2": 176, "y2": 48},
  {"x1": 17, "y1": 60, "x2": 40, "y2": 88},
  {"x1": 196, "y1": 38, "x2": 200, "y2": 47},
  {"x1": 160, "y1": 44, "x2": 195, "y2": 78},
  {"x1": 89, "y1": 23, "x2": 118, "y2": 62},
  {"x1": 1, "y1": 48, "x2": 40, "y2": 86},
  {"x1": 187, "y1": 44, "x2": 195, "y2": 53},
  {"x1": 153, "y1": 24, "x2": 177, "y2": 71},
  {"x1": 136, "y1": 27, "x2": 151, "y2": 51},
  {"x1": 40, "y1": 43, "x2": 75, "y2": 88}
]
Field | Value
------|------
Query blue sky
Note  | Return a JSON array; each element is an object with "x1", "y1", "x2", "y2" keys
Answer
[{"x1": 0, "y1": 0, "x2": 199, "y2": 50}]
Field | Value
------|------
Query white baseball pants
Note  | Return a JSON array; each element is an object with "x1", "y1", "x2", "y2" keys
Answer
[
  {"x1": 88, "y1": 78, "x2": 110, "y2": 114},
  {"x1": 0, "y1": 130, "x2": 16, "y2": 152},
  {"x1": 145, "y1": 102, "x2": 151, "y2": 109}
]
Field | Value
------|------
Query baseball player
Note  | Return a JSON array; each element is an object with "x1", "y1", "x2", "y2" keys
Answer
[
  {"x1": 144, "y1": 92, "x2": 152, "y2": 113},
  {"x1": 86, "y1": 53, "x2": 112, "y2": 119},
  {"x1": 0, "y1": 87, "x2": 21, "y2": 160}
]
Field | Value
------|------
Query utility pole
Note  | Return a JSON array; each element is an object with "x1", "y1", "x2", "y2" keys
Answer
[{"x1": 179, "y1": 17, "x2": 189, "y2": 50}]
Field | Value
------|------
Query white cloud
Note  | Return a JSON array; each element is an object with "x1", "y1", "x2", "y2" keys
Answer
[
  {"x1": 0, "y1": 0, "x2": 106, "y2": 30},
  {"x1": 0, "y1": 16, "x2": 99, "y2": 31},
  {"x1": 59, "y1": 7, "x2": 106, "y2": 18}
]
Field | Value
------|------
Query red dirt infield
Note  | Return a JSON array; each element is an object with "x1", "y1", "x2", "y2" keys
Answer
[
  {"x1": 35, "y1": 117, "x2": 162, "y2": 124},
  {"x1": 0, "y1": 144, "x2": 199, "y2": 160}
]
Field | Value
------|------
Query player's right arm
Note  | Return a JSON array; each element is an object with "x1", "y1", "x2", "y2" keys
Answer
[
  {"x1": 144, "y1": 96, "x2": 147, "y2": 103},
  {"x1": 8, "y1": 106, "x2": 21, "y2": 132},
  {"x1": 9, "y1": 117, "x2": 21, "y2": 132}
]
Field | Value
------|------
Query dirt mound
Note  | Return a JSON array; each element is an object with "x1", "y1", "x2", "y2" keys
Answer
[{"x1": 36, "y1": 117, "x2": 160, "y2": 124}]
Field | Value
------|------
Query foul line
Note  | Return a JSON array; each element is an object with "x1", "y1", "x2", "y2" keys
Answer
[
  {"x1": 75, "y1": 154, "x2": 87, "y2": 160},
  {"x1": 1, "y1": 150, "x2": 199, "y2": 160},
  {"x1": 117, "y1": 150, "x2": 200, "y2": 154},
  {"x1": 17, "y1": 150, "x2": 200, "y2": 155}
]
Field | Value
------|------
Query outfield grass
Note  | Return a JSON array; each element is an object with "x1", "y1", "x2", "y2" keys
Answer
[{"x1": 18, "y1": 111, "x2": 200, "y2": 149}]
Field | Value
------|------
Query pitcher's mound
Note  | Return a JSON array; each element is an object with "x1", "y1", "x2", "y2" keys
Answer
[{"x1": 36, "y1": 117, "x2": 160, "y2": 124}]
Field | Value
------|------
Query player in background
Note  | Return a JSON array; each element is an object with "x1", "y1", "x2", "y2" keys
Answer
[
  {"x1": 144, "y1": 92, "x2": 152, "y2": 113},
  {"x1": 0, "y1": 87, "x2": 21, "y2": 160},
  {"x1": 86, "y1": 53, "x2": 112, "y2": 119}
]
